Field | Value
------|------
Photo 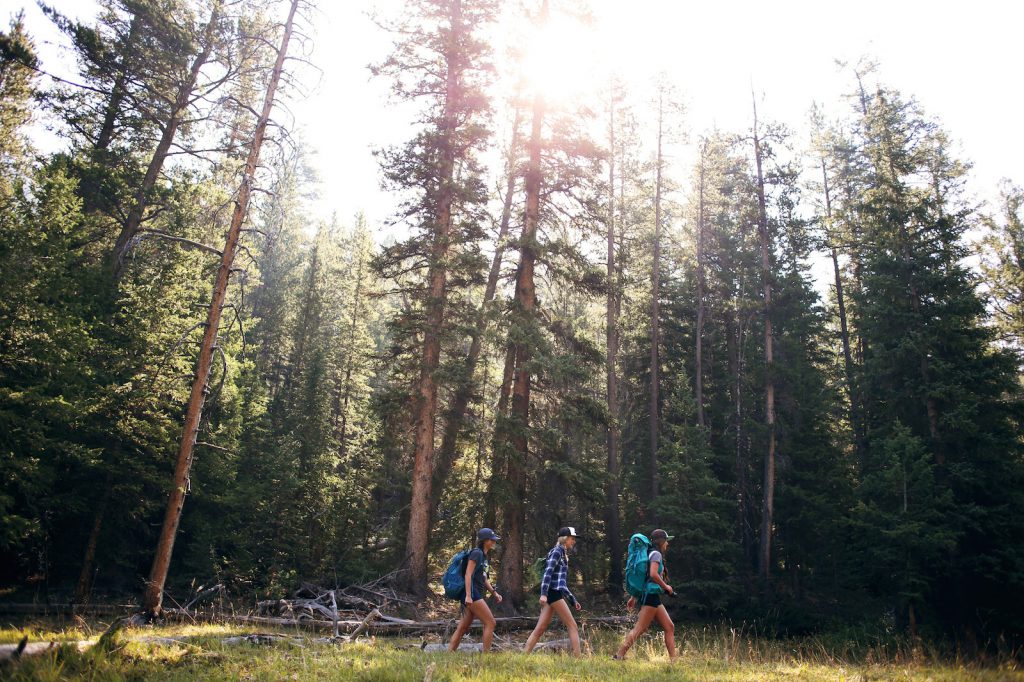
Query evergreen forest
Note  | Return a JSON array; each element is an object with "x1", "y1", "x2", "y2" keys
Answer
[{"x1": 1, "y1": 0, "x2": 1022, "y2": 655}]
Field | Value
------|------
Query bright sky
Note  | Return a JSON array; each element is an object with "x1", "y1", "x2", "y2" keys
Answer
[{"x1": 9, "y1": 0, "x2": 1024, "y2": 236}]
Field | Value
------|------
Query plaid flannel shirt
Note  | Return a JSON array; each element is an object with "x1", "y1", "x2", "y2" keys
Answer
[{"x1": 539, "y1": 544, "x2": 576, "y2": 606}]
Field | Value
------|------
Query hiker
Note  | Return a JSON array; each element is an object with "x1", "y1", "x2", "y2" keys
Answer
[
  {"x1": 523, "y1": 526, "x2": 583, "y2": 656},
  {"x1": 448, "y1": 527, "x2": 503, "y2": 652},
  {"x1": 614, "y1": 528, "x2": 676, "y2": 661}
]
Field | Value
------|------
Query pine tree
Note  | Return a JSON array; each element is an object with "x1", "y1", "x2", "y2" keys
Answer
[
  {"x1": 371, "y1": 0, "x2": 495, "y2": 595},
  {"x1": 492, "y1": 0, "x2": 606, "y2": 609},
  {"x1": 429, "y1": 101, "x2": 523, "y2": 530},
  {"x1": 750, "y1": 93, "x2": 778, "y2": 582},
  {"x1": 0, "y1": 13, "x2": 37, "y2": 182},
  {"x1": 980, "y1": 181, "x2": 1024, "y2": 358},
  {"x1": 852, "y1": 82, "x2": 1024, "y2": 635},
  {"x1": 603, "y1": 79, "x2": 625, "y2": 595}
]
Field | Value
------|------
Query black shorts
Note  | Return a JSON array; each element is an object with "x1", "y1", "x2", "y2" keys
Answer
[
  {"x1": 638, "y1": 593, "x2": 662, "y2": 609},
  {"x1": 545, "y1": 590, "x2": 563, "y2": 605}
]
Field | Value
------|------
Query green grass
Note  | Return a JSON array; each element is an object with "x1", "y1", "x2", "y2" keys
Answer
[{"x1": 1, "y1": 620, "x2": 1020, "y2": 681}]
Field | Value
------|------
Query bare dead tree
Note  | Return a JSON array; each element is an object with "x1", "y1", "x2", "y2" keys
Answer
[{"x1": 143, "y1": 0, "x2": 300, "y2": 618}]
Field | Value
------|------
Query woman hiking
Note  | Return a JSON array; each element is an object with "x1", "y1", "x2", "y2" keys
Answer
[
  {"x1": 614, "y1": 528, "x2": 676, "y2": 661},
  {"x1": 448, "y1": 527, "x2": 503, "y2": 652},
  {"x1": 523, "y1": 526, "x2": 583, "y2": 656}
]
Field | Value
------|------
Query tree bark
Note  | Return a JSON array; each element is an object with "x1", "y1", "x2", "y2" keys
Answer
[
  {"x1": 142, "y1": 0, "x2": 298, "y2": 618},
  {"x1": 604, "y1": 90, "x2": 622, "y2": 595},
  {"x1": 753, "y1": 95, "x2": 777, "y2": 582},
  {"x1": 111, "y1": 2, "x2": 221, "y2": 280},
  {"x1": 402, "y1": 0, "x2": 465, "y2": 596},
  {"x1": 498, "y1": 48, "x2": 546, "y2": 610}
]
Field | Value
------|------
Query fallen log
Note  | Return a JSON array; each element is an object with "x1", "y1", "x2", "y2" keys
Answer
[
  {"x1": 423, "y1": 642, "x2": 478, "y2": 653},
  {"x1": 343, "y1": 608, "x2": 380, "y2": 641},
  {"x1": 259, "y1": 587, "x2": 376, "y2": 617},
  {"x1": 329, "y1": 590, "x2": 340, "y2": 638},
  {"x1": 135, "y1": 636, "x2": 193, "y2": 647},
  {"x1": 534, "y1": 638, "x2": 577, "y2": 652},
  {"x1": 421, "y1": 638, "x2": 577, "y2": 653},
  {"x1": 183, "y1": 584, "x2": 224, "y2": 611},
  {"x1": 0, "y1": 603, "x2": 137, "y2": 616},
  {"x1": 221, "y1": 633, "x2": 303, "y2": 646},
  {"x1": 0, "y1": 639, "x2": 92, "y2": 662},
  {"x1": 161, "y1": 609, "x2": 631, "y2": 634},
  {"x1": 96, "y1": 614, "x2": 145, "y2": 651}
]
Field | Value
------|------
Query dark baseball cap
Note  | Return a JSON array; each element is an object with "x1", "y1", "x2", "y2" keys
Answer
[
  {"x1": 558, "y1": 526, "x2": 579, "y2": 538},
  {"x1": 651, "y1": 529, "x2": 674, "y2": 541},
  {"x1": 478, "y1": 527, "x2": 501, "y2": 542}
]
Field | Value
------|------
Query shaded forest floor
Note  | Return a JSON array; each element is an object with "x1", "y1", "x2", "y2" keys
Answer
[{"x1": 2, "y1": 618, "x2": 1021, "y2": 681}]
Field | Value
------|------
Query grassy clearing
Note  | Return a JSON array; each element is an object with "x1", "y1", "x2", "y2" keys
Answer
[{"x1": 1, "y1": 620, "x2": 1020, "y2": 681}]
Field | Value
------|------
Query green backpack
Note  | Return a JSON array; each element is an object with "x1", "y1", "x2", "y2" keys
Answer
[
  {"x1": 530, "y1": 555, "x2": 547, "y2": 588},
  {"x1": 624, "y1": 533, "x2": 663, "y2": 598}
]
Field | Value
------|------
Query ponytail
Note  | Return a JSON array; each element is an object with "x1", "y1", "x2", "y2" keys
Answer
[{"x1": 556, "y1": 536, "x2": 570, "y2": 565}]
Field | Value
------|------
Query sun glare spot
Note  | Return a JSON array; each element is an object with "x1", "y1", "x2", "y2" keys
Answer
[{"x1": 520, "y1": 16, "x2": 600, "y2": 104}]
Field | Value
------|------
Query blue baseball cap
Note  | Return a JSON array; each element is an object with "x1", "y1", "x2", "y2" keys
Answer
[{"x1": 478, "y1": 527, "x2": 501, "y2": 542}]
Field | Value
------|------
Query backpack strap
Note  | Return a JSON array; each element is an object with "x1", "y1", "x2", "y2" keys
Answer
[{"x1": 639, "y1": 548, "x2": 652, "y2": 606}]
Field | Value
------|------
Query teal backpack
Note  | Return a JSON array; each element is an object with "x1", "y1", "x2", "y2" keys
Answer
[
  {"x1": 442, "y1": 549, "x2": 471, "y2": 599},
  {"x1": 624, "y1": 533, "x2": 663, "y2": 598}
]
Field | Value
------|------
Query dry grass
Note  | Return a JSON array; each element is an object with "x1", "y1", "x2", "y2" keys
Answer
[{"x1": 1, "y1": 618, "x2": 1019, "y2": 681}]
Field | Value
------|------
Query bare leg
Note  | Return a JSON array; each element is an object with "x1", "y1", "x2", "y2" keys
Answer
[
  {"x1": 468, "y1": 599, "x2": 497, "y2": 652},
  {"x1": 524, "y1": 603, "x2": 554, "y2": 653},
  {"x1": 448, "y1": 607, "x2": 475, "y2": 652},
  {"x1": 616, "y1": 605, "x2": 658, "y2": 658},
  {"x1": 653, "y1": 605, "x2": 676, "y2": 660},
  {"x1": 549, "y1": 599, "x2": 581, "y2": 656}
]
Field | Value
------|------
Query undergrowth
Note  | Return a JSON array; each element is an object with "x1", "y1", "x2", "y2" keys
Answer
[{"x1": 1, "y1": 619, "x2": 1019, "y2": 681}]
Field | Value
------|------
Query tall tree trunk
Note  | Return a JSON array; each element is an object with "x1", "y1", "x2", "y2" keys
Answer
[
  {"x1": 82, "y1": 13, "x2": 141, "y2": 215},
  {"x1": 752, "y1": 95, "x2": 776, "y2": 582},
  {"x1": 402, "y1": 0, "x2": 465, "y2": 596},
  {"x1": 695, "y1": 139, "x2": 708, "y2": 428},
  {"x1": 336, "y1": 243, "x2": 368, "y2": 460},
  {"x1": 648, "y1": 90, "x2": 664, "y2": 514},
  {"x1": 143, "y1": 0, "x2": 298, "y2": 618},
  {"x1": 821, "y1": 159, "x2": 865, "y2": 463},
  {"x1": 73, "y1": 488, "x2": 109, "y2": 604},
  {"x1": 429, "y1": 108, "x2": 521, "y2": 525},
  {"x1": 111, "y1": 3, "x2": 221, "y2": 280},
  {"x1": 731, "y1": 276, "x2": 754, "y2": 572},
  {"x1": 604, "y1": 90, "x2": 622, "y2": 595},
  {"x1": 497, "y1": 59, "x2": 546, "y2": 611},
  {"x1": 484, "y1": 342, "x2": 516, "y2": 530},
  {"x1": 94, "y1": 13, "x2": 141, "y2": 152}
]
